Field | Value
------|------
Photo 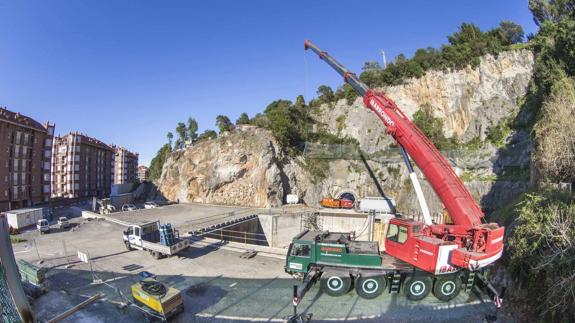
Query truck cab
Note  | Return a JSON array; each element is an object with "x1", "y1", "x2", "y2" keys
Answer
[
  {"x1": 37, "y1": 219, "x2": 50, "y2": 234},
  {"x1": 123, "y1": 222, "x2": 156, "y2": 249},
  {"x1": 385, "y1": 218, "x2": 459, "y2": 275},
  {"x1": 123, "y1": 221, "x2": 190, "y2": 259}
]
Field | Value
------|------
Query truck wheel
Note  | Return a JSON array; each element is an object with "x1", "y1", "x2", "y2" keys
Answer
[
  {"x1": 125, "y1": 242, "x2": 133, "y2": 251},
  {"x1": 433, "y1": 276, "x2": 461, "y2": 302},
  {"x1": 355, "y1": 276, "x2": 386, "y2": 299},
  {"x1": 320, "y1": 274, "x2": 352, "y2": 297},
  {"x1": 403, "y1": 275, "x2": 432, "y2": 301},
  {"x1": 152, "y1": 251, "x2": 162, "y2": 260}
]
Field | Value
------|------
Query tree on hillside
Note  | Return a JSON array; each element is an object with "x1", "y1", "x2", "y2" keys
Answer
[
  {"x1": 216, "y1": 115, "x2": 234, "y2": 133},
  {"x1": 175, "y1": 122, "x2": 187, "y2": 149},
  {"x1": 236, "y1": 113, "x2": 250, "y2": 125},
  {"x1": 198, "y1": 129, "x2": 218, "y2": 141},
  {"x1": 148, "y1": 143, "x2": 171, "y2": 181},
  {"x1": 166, "y1": 132, "x2": 174, "y2": 150},
  {"x1": 294, "y1": 95, "x2": 306, "y2": 109},
  {"x1": 317, "y1": 85, "x2": 335, "y2": 104},
  {"x1": 499, "y1": 21, "x2": 525, "y2": 44},
  {"x1": 266, "y1": 106, "x2": 302, "y2": 151},
  {"x1": 187, "y1": 117, "x2": 198, "y2": 144},
  {"x1": 412, "y1": 104, "x2": 455, "y2": 149},
  {"x1": 264, "y1": 100, "x2": 292, "y2": 113},
  {"x1": 448, "y1": 23, "x2": 482, "y2": 45},
  {"x1": 529, "y1": 0, "x2": 575, "y2": 25},
  {"x1": 363, "y1": 61, "x2": 382, "y2": 71}
]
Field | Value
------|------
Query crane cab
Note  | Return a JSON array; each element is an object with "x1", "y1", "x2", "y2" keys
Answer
[{"x1": 384, "y1": 218, "x2": 459, "y2": 275}]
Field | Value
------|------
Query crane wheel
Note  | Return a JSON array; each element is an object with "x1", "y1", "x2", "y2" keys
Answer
[
  {"x1": 403, "y1": 274, "x2": 432, "y2": 301},
  {"x1": 433, "y1": 275, "x2": 461, "y2": 302},
  {"x1": 320, "y1": 273, "x2": 352, "y2": 297},
  {"x1": 355, "y1": 276, "x2": 386, "y2": 299}
]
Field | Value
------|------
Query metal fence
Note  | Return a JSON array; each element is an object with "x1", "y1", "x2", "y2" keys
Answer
[
  {"x1": 303, "y1": 142, "x2": 530, "y2": 168},
  {"x1": 0, "y1": 263, "x2": 21, "y2": 323}
]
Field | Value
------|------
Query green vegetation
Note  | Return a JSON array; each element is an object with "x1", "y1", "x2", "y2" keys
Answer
[
  {"x1": 299, "y1": 158, "x2": 329, "y2": 184},
  {"x1": 359, "y1": 21, "x2": 524, "y2": 87},
  {"x1": 198, "y1": 129, "x2": 217, "y2": 141},
  {"x1": 412, "y1": 104, "x2": 459, "y2": 149},
  {"x1": 148, "y1": 143, "x2": 171, "y2": 181},
  {"x1": 386, "y1": 166, "x2": 401, "y2": 180},
  {"x1": 335, "y1": 84, "x2": 359, "y2": 105},
  {"x1": 236, "y1": 112, "x2": 250, "y2": 125},
  {"x1": 216, "y1": 115, "x2": 234, "y2": 133},
  {"x1": 486, "y1": 119, "x2": 512, "y2": 147},
  {"x1": 335, "y1": 114, "x2": 346, "y2": 133},
  {"x1": 501, "y1": 1, "x2": 575, "y2": 320},
  {"x1": 507, "y1": 190, "x2": 575, "y2": 319},
  {"x1": 10, "y1": 236, "x2": 26, "y2": 243}
]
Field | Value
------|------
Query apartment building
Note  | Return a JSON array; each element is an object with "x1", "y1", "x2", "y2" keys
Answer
[
  {"x1": 51, "y1": 132, "x2": 114, "y2": 198},
  {"x1": 0, "y1": 107, "x2": 55, "y2": 212},
  {"x1": 137, "y1": 165, "x2": 149, "y2": 181},
  {"x1": 113, "y1": 146, "x2": 138, "y2": 184}
]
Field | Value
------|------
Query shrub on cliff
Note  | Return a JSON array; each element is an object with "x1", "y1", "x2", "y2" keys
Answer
[
  {"x1": 534, "y1": 77, "x2": 575, "y2": 183},
  {"x1": 507, "y1": 190, "x2": 575, "y2": 319},
  {"x1": 359, "y1": 21, "x2": 523, "y2": 87},
  {"x1": 412, "y1": 104, "x2": 459, "y2": 150},
  {"x1": 149, "y1": 143, "x2": 171, "y2": 181}
]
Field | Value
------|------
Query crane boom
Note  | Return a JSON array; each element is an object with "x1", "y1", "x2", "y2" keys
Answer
[{"x1": 304, "y1": 40, "x2": 482, "y2": 227}]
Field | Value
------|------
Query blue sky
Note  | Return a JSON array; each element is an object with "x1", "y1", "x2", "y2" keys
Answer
[{"x1": 0, "y1": 1, "x2": 537, "y2": 165}]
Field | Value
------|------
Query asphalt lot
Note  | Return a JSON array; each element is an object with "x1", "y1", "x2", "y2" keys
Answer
[
  {"x1": 11, "y1": 209, "x2": 504, "y2": 322},
  {"x1": 104, "y1": 203, "x2": 258, "y2": 233}
]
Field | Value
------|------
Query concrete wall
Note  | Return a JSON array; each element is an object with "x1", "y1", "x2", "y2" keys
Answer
[
  {"x1": 213, "y1": 211, "x2": 393, "y2": 250},
  {"x1": 110, "y1": 193, "x2": 133, "y2": 209},
  {"x1": 205, "y1": 217, "x2": 269, "y2": 246}
]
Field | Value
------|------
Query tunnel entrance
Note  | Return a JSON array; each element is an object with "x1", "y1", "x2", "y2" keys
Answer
[{"x1": 337, "y1": 192, "x2": 357, "y2": 205}]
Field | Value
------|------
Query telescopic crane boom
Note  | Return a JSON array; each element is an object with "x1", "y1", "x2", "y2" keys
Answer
[{"x1": 304, "y1": 40, "x2": 504, "y2": 272}]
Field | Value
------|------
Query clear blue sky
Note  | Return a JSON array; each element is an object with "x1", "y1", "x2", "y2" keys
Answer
[{"x1": 0, "y1": 1, "x2": 537, "y2": 166}]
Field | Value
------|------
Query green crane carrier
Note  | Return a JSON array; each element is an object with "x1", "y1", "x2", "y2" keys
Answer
[{"x1": 286, "y1": 230, "x2": 499, "y2": 302}]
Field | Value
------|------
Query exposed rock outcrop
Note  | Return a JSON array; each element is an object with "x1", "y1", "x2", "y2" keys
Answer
[
  {"x1": 155, "y1": 49, "x2": 535, "y2": 213},
  {"x1": 314, "y1": 50, "x2": 534, "y2": 152},
  {"x1": 157, "y1": 127, "x2": 292, "y2": 208}
]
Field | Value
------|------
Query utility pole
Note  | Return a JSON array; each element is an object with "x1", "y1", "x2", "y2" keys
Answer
[{"x1": 381, "y1": 49, "x2": 387, "y2": 68}]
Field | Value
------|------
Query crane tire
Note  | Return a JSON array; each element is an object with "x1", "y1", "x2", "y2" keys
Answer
[
  {"x1": 355, "y1": 275, "x2": 386, "y2": 299},
  {"x1": 433, "y1": 275, "x2": 461, "y2": 302},
  {"x1": 320, "y1": 273, "x2": 352, "y2": 297},
  {"x1": 403, "y1": 274, "x2": 432, "y2": 301}
]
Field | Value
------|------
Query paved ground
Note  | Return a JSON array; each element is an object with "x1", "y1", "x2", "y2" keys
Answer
[
  {"x1": 11, "y1": 208, "x2": 505, "y2": 322},
  {"x1": 104, "y1": 203, "x2": 258, "y2": 233}
]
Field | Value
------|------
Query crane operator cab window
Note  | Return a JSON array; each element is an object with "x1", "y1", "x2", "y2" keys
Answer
[
  {"x1": 291, "y1": 244, "x2": 311, "y2": 257},
  {"x1": 387, "y1": 224, "x2": 409, "y2": 244}
]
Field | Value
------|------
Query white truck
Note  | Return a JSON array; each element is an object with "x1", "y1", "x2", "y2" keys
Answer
[{"x1": 122, "y1": 221, "x2": 190, "y2": 259}]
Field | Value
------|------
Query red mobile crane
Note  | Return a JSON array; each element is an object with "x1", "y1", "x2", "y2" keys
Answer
[
  {"x1": 304, "y1": 40, "x2": 504, "y2": 274},
  {"x1": 285, "y1": 41, "x2": 505, "y2": 308}
]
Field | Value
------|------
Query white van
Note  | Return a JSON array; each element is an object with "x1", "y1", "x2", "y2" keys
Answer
[{"x1": 37, "y1": 219, "x2": 50, "y2": 234}]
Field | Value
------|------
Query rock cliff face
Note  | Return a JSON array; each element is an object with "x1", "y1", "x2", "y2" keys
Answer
[
  {"x1": 156, "y1": 49, "x2": 535, "y2": 213},
  {"x1": 157, "y1": 126, "x2": 293, "y2": 208},
  {"x1": 313, "y1": 49, "x2": 534, "y2": 151}
]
